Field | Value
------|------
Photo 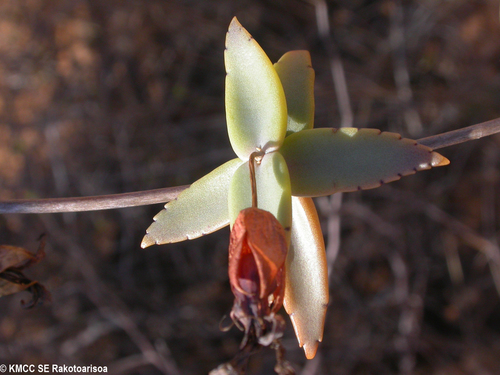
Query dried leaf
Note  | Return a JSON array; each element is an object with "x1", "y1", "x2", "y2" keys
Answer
[
  {"x1": 0, "y1": 236, "x2": 49, "y2": 308},
  {"x1": 0, "y1": 243, "x2": 44, "y2": 272},
  {"x1": 0, "y1": 274, "x2": 36, "y2": 297}
]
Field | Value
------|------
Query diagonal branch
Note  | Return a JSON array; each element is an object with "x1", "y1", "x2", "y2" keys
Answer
[
  {"x1": 417, "y1": 116, "x2": 500, "y2": 150},
  {"x1": 0, "y1": 117, "x2": 500, "y2": 214},
  {"x1": 0, "y1": 186, "x2": 189, "y2": 214}
]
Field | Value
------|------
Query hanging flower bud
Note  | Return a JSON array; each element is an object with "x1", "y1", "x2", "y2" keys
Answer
[{"x1": 228, "y1": 207, "x2": 288, "y2": 347}]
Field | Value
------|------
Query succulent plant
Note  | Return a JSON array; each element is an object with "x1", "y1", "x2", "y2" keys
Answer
[{"x1": 142, "y1": 17, "x2": 449, "y2": 360}]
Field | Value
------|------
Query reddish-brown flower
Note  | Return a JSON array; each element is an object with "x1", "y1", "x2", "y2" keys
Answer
[{"x1": 228, "y1": 207, "x2": 288, "y2": 347}]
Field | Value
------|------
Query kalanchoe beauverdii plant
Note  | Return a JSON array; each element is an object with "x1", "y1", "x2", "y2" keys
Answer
[{"x1": 142, "y1": 17, "x2": 449, "y2": 361}]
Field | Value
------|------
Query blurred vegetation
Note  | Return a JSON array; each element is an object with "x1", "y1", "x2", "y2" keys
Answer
[{"x1": 0, "y1": 0, "x2": 500, "y2": 374}]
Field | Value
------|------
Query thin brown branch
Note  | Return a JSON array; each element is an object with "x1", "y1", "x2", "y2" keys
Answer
[
  {"x1": 316, "y1": 195, "x2": 342, "y2": 283},
  {"x1": 0, "y1": 185, "x2": 189, "y2": 214},
  {"x1": 1, "y1": 117, "x2": 500, "y2": 215},
  {"x1": 417, "y1": 117, "x2": 500, "y2": 150},
  {"x1": 311, "y1": 0, "x2": 353, "y2": 128},
  {"x1": 389, "y1": 0, "x2": 422, "y2": 136}
]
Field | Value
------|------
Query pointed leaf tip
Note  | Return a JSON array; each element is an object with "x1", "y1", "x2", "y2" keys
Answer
[
  {"x1": 225, "y1": 18, "x2": 287, "y2": 160},
  {"x1": 303, "y1": 341, "x2": 321, "y2": 360},
  {"x1": 141, "y1": 234, "x2": 156, "y2": 249},
  {"x1": 431, "y1": 151, "x2": 450, "y2": 167}
]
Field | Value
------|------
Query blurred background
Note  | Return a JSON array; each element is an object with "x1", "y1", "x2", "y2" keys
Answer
[{"x1": 0, "y1": 0, "x2": 500, "y2": 374}]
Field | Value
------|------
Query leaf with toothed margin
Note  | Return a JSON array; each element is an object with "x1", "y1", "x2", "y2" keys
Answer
[
  {"x1": 224, "y1": 17, "x2": 287, "y2": 160},
  {"x1": 279, "y1": 128, "x2": 450, "y2": 197},
  {"x1": 141, "y1": 158, "x2": 243, "y2": 248},
  {"x1": 274, "y1": 51, "x2": 315, "y2": 135},
  {"x1": 227, "y1": 152, "x2": 292, "y2": 243},
  {"x1": 284, "y1": 197, "x2": 328, "y2": 360}
]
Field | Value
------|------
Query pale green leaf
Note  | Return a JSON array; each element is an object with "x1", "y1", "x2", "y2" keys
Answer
[
  {"x1": 284, "y1": 197, "x2": 328, "y2": 360},
  {"x1": 280, "y1": 128, "x2": 450, "y2": 197},
  {"x1": 228, "y1": 151, "x2": 292, "y2": 240},
  {"x1": 141, "y1": 158, "x2": 243, "y2": 247},
  {"x1": 224, "y1": 17, "x2": 287, "y2": 160},
  {"x1": 274, "y1": 51, "x2": 315, "y2": 135}
]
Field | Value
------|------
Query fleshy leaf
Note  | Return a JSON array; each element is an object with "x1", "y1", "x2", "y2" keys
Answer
[
  {"x1": 284, "y1": 197, "x2": 328, "y2": 360},
  {"x1": 228, "y1": 151, "x2": 292, "y2": 241},
  {"x1": 274, "y1": 51, "x2": 315, "y2": 135},
  {"x1": 280, "y1": 128, "x2": 450, "y2": 197},
  {"x1": 225, "y1": 17, "x2": 287, "y2": 160},
  {"x1": 142, "y1": 158, "x2": 243, "y2": 247}
]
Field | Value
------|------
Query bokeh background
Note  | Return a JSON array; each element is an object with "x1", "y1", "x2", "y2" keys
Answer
[{"x1": 1, "y1": 0, "x2": 500, "y2": 374}]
